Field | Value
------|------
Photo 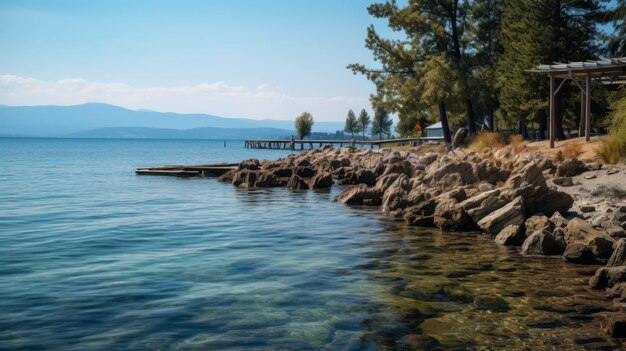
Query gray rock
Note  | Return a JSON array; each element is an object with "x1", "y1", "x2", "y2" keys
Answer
[
  {"x1": 494, "y1": 224, "x2": 525, "y2": 246},
  {"x1": 590, "y1": 266, "x2": 626, "y2": 289},
  {"x1": 552, "y1": 227, "x2": 568, "y2": 251},
  {"x1": 607, "y1": 239, "x2": 626, "y2": 267},
  {"x1": 563, "y1": 243, "x2": 597, "y2": 264},
  {"x1": 309, "y1": 172, "x2": 333, "y2": 189},
  {"x1": 552, "y1": 177, "x2": 574, "y2": 187},
  {"x1": 477, "y1": 196, "x2": 525, "y2": 235},
  {"x1": 608, "y1": 226, "x2": 626, "y2": 239},
  {"x1": 286, "y1": 175, "x2": 309, "y2": 190},
  {"x1": 584, "y1": 174, "x2": 597, "y2": 180},
  {"x1": 550, "y1": 211, "x2": 568, "y2": 228},
  {"x1": 525, "y1": 214, "x2": 554, "y2": 233},
  {"x1": 580, "y1": 205, "x2": 596, "y2": 213},
  {"x1": 452, "y1": 127, "x2": 468, "y2": 147},
  {"x1": 521, "y1": 230, "x2": 562, "y2": 255},
  {"x1": 605, "y1": 316, "x2": 626, "y2": 338},
  {"x1": 585, "y1": 162, "x2": 602, "y2": 171},
  {"x1": 478, "y1": 183, "x2": 496, "y2": 192},
  {"x1": 556, "y1": 158, "x2": 587, "y2": 177},
  {"x1": 335, "y1": 184, "x2": 381, "y2": 206},
  {"x1": 565, "y1": 218, "x2": 615, "y2": 259}
]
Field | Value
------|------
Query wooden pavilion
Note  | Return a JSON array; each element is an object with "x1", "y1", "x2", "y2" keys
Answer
[{"x1": 528, "y1": 57, "x2": 626, "y2": 148}]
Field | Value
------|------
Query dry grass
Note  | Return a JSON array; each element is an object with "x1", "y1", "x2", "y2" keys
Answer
[
  {"x1": 507, "y1": 134, "x2": 526, "y2": 152},
  {"x1": 562, "y1": 141, "x2": 581, "y2": 159},
  {"x1": 596, "y1": 136, "x2": 625, "y2": 164},
  {"x1": 468, "y1": 132, "x2": 504, "y2": 152}
]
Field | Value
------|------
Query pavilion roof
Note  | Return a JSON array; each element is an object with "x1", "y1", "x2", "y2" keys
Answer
[{"x1": 526, "y1": 57, "x2": 626, "y2": 84}]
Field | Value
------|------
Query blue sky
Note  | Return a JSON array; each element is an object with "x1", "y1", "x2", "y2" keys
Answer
[{"x1": 0, "y1": 0, "x2": 396, "y2": 121}]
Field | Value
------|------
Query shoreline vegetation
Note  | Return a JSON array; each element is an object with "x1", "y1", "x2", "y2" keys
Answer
[{"x1": 218, "y1": 134, "x2": 626, "y2": 339}]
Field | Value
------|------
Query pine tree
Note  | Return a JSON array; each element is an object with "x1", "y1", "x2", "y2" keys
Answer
[
  {"x1": 497, "y1": 0, "x2": 609, "y2": 139},
  {"x1": 344, "y1": 109, "x2": 359, "y2": 139},
  {"x1": 349, "y1": 0, "x2": 478, "y2": 140},
  {"x1": 496, "y1": 0, "x2": 551, "y2": 136},
  {"x1": 609, "y1": 0, "x2": 626, "y2": 56},
  {"x1": 371, "y1": 108, "x2": 393, "y2": 140},
  {"x1": 357, "y1": 109, "x2": 371, "y2": 140}
]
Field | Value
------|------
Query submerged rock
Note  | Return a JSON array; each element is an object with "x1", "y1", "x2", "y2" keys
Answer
[{"x1": 473, "y1": 295, "x2": 510, "y2": 312}]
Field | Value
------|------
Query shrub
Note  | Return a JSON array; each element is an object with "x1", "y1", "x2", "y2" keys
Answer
[
  {"x1": 597, "y1": 136, "x2": 624, "y2": 164},
  {"x1": 508, "y1": 134, "x2": 523, "y2": 146},
  {"x1": 596, "y1": 88, "x2": 626, "y2": 164},
  {"x1": 468, "y1": 132, "x2": 504, "y2": 152}
]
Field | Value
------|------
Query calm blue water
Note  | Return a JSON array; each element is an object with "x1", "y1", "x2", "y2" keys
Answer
[{"x1": 0, "y1": 138, "x2": 615, "y2": 350}]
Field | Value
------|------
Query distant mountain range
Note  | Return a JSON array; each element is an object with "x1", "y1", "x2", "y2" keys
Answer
[{"x1": 0, "y1": 103, "x2": 344, "y2": 139}]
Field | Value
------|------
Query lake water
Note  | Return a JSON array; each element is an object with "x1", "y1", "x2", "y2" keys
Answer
[{"x1": 0, "y1": 138, "x2": 620, "y2": 350}]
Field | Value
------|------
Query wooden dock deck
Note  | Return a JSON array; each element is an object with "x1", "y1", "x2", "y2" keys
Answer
[
  {"x1": 136, "y1": 163, "x2": 238, "y2": 177},
  {"x1": 244, "y1": 137, "x2": 434, "y2": 150}
]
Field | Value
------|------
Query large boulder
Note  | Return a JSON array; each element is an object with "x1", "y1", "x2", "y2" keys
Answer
[
  {"x1": 310, "y1": 172, "x2": 333, "y2": 189},
  {"x1": 286, "y1": 175, "x2": 309, "y2": 190},
  {"x1": 477, "y1": 196, "x2": 525, "y2": 235},
  {"x1": 494, "y1": 224, "x2": 525, "y2": 246},
  {"x1": 382, "y1": 174, "x2": 411, "y2": 212},
  {"x1": 295, "y1": 166, "x2": 316, "y2": 178},
  {"x1": 607, "y1": 239, "x2": 626, "y2": 267},
  {"x1": 525, "y1": 214, "x2": 555, "y2": 233},
  {"x1": 452, "y1": 127, "x2": 468, "y2": 147},
  {"x1": 238, "y1": 158, "x2": 261, "y2": 171},
  {"x1": 521, "y1": 230, "x2": 562, "y2": 255},
  {"x1": 255, "y1": 172, "x2": 280, "y2": 187},
  {"x1": 550, "y1": 212, "x2": 569, "y2": 228},
  {"x1": 589, "y1": 266, "x2": 626, "y2": 289},
  {"x1": 502, "y1": 162, "x2": 573, "y2": 215},
  {"x1": 556, "y1": 158, "x2": 586, "y2": 177},
  {"x1": 335, "y1": 184, "x2": 381, "y2": 206},
  {"x1": 460, "y1": 189, "x2": 507, "y2": 224},
  {"x1": 472, "y1": 161, "x2": 510, "y2": 185},
  {"x1": 432, "y1": 161, "x2": 476, "y2": 185},
  {"x1": 565, "y1": 218, "x2": 615, "y2": 259},
  {"x1": 605, "y1": 316, "x2": 626, "y2": 338},
  {"x1": 563, "y1": 243, "x2": 597, "y2": 264}
]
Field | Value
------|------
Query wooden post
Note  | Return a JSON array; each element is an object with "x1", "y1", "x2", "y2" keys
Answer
[
  {"x1": 585, "y1": 73, "x2": 591, "y2": 142},
  {"x1": 579, "y1": 82, "x2": 586, "y2": 137},
  {"x1": 549, "y1": 75, "x2": 555, "y2": 148}
]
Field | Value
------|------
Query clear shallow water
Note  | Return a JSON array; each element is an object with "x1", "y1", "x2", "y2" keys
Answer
[{"x1": 0, "y1": 138, "x2": 620, "y2": 350}]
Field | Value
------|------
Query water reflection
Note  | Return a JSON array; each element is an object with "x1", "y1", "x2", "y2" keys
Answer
[{"x1": 359, "y1": 219, "x2": 622, "y2": 350}]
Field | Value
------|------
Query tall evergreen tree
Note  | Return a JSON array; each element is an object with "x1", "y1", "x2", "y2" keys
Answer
[
  {"x1": 609, "y1": 0, "x2": 626, "y2": 56},
  {"x1": 496, "y1": 0, "x2": 551, "y2": 136},
  {"x1": 344, "y1": 109, "x2": 359, "y2": 139},
  {"x1": 371, "y1": 108, "x2": 393, "y2": 139},
  {"x1": 470, "y1": 0, "x2": 504, "y2": 130},
  {"x1": 357, "y1": 109, "x2": 371, "y2": 140},
  {"x1": 349, "y1": 0, "x2": 478, "y2": 140},
  {"x1": 497, "y1": 0, "x2": 608, "y2": 139}
]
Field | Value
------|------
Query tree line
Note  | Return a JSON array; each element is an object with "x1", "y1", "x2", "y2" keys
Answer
[{"x1": 347, "y1": 0, "x2": 626, "y2": 142}]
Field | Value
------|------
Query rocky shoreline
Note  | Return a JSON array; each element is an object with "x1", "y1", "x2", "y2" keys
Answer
[{"x1": 218, "y1": 144, "x2": 626, "y2": 338}]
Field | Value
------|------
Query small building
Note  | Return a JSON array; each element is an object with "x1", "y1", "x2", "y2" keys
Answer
[{"x1": 425, "y1": 122, "x2": 444, "y2": 139}]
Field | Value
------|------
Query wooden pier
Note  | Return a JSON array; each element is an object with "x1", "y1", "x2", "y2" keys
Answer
[
  {"x1": 244, "y1": 137, "x2": 433, "y2": 150},
  {"x1": 135, "y1": 163, "x2": 238, "y2": 177}
]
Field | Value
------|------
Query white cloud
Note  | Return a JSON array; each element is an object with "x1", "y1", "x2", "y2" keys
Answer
[{"x1": 0, "y1": 74, "x2": 369, "y2": 121}]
